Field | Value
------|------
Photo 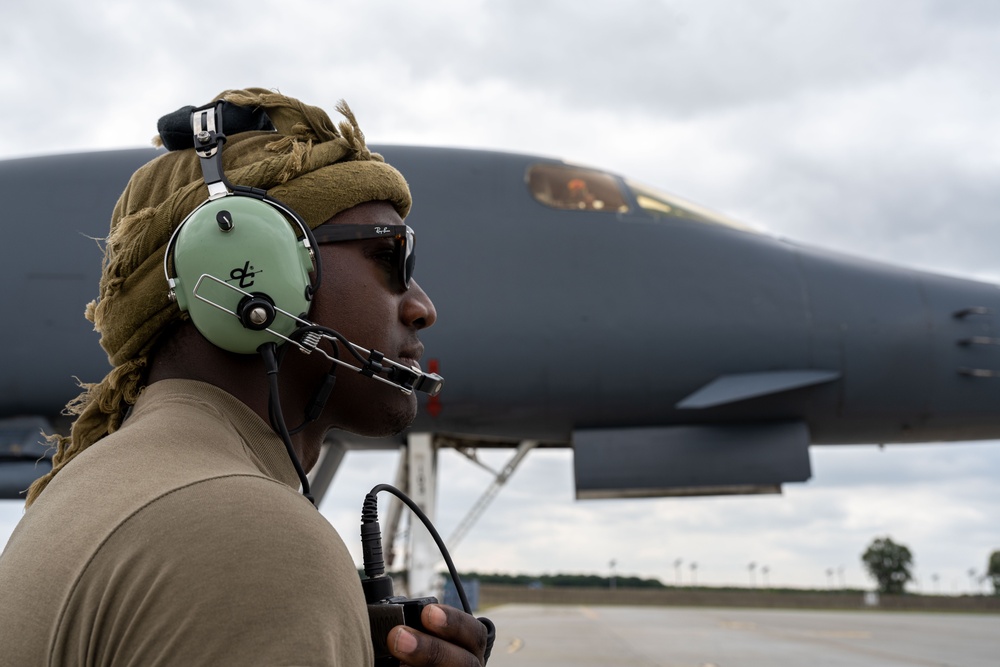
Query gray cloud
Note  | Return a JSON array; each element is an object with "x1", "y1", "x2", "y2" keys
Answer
[{"x1": 363, "y1": 1, "x2": 1000, "y2": 120}]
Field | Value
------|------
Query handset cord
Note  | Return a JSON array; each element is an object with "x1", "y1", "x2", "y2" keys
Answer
[
  {"x1": 362, "y1": 483, "x2": 470, "y2": 611},
  {"x1": 361, "y1": 484, "x2": 496, "y2": 662}
]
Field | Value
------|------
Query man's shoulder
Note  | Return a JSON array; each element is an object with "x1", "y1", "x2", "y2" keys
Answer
[
  {"x1": 56, "y1": 476, "x2": 371, "y2": 666},
  {"x1": 0, "y1": 473, "x2": 370, "y2": 667},
  {"x1": 129, "y1": 472, "x2": 331, "y2": 539},
  {"x1": 0, "y1": 383, "x2": 303, "y2": 624},
  {"x1": 54, "y1": 380, "x2": 280, "y2": 504},
  {"x1": 100, "y1": 473, "x2": 349, "y2": 572}
]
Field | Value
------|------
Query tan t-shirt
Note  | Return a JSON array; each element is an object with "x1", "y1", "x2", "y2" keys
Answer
[{"x1": 0, "y1": 379, "x2": 373, "y2": 666}]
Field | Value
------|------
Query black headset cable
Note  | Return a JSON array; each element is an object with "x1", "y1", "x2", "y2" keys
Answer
[{"x1": 260, "y1": 342, "x2": 315, "y2": 505}]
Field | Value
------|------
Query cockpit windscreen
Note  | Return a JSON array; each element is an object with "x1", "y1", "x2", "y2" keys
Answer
[{"x1": 526, "y1": 162, "x2": 753, "y2": 233}]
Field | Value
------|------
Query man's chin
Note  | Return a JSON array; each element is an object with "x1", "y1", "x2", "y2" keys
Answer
[
  {"x1": 379, "y1": 403, "x2": 419, "y2": 437},
  {"x1": 349, "y1": 400, "x2": 418, "y2": 439}
]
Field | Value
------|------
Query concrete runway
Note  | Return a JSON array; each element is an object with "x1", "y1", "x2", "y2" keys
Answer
[{"x1": 483, "y1": 604, "x2": 999, "y2": 667}]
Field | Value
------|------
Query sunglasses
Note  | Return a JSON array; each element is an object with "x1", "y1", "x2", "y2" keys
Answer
[{"x1": 310, "y1": 223, "x2": 415, "y2": 289}]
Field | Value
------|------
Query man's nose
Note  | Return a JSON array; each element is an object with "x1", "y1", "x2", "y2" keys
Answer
[{"x1": 402, "y1": 280, "x2": 437, "y2": 329}]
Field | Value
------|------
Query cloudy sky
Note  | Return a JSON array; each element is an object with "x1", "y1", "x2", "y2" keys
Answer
[{"x1": 2, "y1": 0, "x2": 999, "y2": 592}]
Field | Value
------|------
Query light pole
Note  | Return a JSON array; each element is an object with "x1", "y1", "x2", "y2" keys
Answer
[
  {"x1": 748, "y1": 562, "x2": 756, "y2": 588},
  {"x1": 609, "y1": 559, "x2": 617, "y2": 590},
  {"x1": 690, "y1": 561, "x2": 698, "y2": 586},
  {"x1": 761, "y1": 565, "x2": 770, "y2": 588},
  {"x1": 674, "y1": 558, "x2": 683, "y2": 586}
]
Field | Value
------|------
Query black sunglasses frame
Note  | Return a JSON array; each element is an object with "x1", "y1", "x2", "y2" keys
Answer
[{"x1": 310, "y1": 224, "x2": 415, "y2": 289}]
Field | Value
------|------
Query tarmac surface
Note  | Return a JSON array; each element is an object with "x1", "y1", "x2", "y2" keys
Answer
[{"x1": 483, "y1": 604, "x2": 999, "y2": 667}]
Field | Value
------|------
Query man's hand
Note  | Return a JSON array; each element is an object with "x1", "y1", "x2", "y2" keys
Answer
[{"x1": 387, "y1": 603, "x2": 488, "y2": 666}]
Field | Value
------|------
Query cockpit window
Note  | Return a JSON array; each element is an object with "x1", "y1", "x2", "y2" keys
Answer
[
  {"x1": 626, "y1": 179, "x2": 754, "y2": 232},
  {"x1": 527, "y1": 162, "x2": 756, "y2": 233},
  {"x1": 527, "y1": 164, "x2": 630, "y2": 213}
]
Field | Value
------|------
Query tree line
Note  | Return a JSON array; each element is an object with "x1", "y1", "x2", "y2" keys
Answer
[
  {"x1": 861, "y1": 536, "x2": 1000, "y2": 595},
  {"x1": 459, "y1": 572, "x2": 667, "y2": 588}
]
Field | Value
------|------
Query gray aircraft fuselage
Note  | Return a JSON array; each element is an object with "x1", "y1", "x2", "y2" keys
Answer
[{"x1": 2, "y1": 145, "x2": 999, "y2": 498}]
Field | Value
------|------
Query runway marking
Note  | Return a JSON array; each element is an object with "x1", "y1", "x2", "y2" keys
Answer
[
  {"x1": 804, "y1": 630, "x2": 872, "y2": 639},
  {"x1": 505, "y1": 638, "x2": 524, "y2": 654},
  {"x1": 719, "y1": 620, "x2": 757, "y2": 630},
  {"x1": 580, "y1": 606, "x2": 600, "y2": 620}
]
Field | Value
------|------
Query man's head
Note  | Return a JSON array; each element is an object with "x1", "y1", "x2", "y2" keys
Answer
[
  {"x1": 26, "y1": 89, "x2": 430, "y2": 505},
  {"x1": 101, "y1": 89, "x2": 413, "y2": 368},
  {"x1": 147, "y1": 200, "x2": 437, "y2": 475},
  {"x1": 283, "y1": 200, "x2": 437, "y2": 440}
]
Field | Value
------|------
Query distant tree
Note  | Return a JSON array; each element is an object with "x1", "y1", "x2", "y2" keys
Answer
[
  {"x1": 861, "y1": 537, "x2": 913, "y2": 594},
  {"x1": 988, "y1": 550, "x2": 1000, "y2": 595}
]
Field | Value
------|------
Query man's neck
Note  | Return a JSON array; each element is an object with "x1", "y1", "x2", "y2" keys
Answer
[{"x1": 146, "y1": 322, "x2": 325, "y2": 472}]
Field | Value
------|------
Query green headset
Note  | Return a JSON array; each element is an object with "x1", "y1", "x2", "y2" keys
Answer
[
  {"x1": 161, "y1": 101, "x2": 443, "y2": 398},
  {"x1": 163, "y1": 102, "x2": 319, "y2": 355}
]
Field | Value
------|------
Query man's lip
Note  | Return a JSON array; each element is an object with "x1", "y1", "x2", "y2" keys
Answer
[{"x1": 397, "y1": 345, "x2": 424, "y2": 370}]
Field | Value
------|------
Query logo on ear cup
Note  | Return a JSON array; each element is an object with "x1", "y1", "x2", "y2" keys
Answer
[
  {"x1": 228, "y1": 261, "x2": 262, "y2": 289},
  {"x1": 169, "y1": 196, "x2": 315, "y2": 354}
]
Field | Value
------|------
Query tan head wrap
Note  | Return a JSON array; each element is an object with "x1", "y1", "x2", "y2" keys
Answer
[{"x1": 26, "y1": 88, "x2": 411, "y2": 505}]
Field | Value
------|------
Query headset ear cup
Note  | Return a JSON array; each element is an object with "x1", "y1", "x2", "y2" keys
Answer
[{"x1": 169, "y1": 196, "x2": 314, "y2": 354}]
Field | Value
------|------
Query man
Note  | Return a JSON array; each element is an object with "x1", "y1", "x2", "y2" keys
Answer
[{"x1": 0, "y1": 89, "x2": 488, "y2": 665}]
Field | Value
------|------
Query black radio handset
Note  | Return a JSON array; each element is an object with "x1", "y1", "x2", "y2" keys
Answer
[{"x1": 360, "y1": 485, "x2": 495, "y2": 666}]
